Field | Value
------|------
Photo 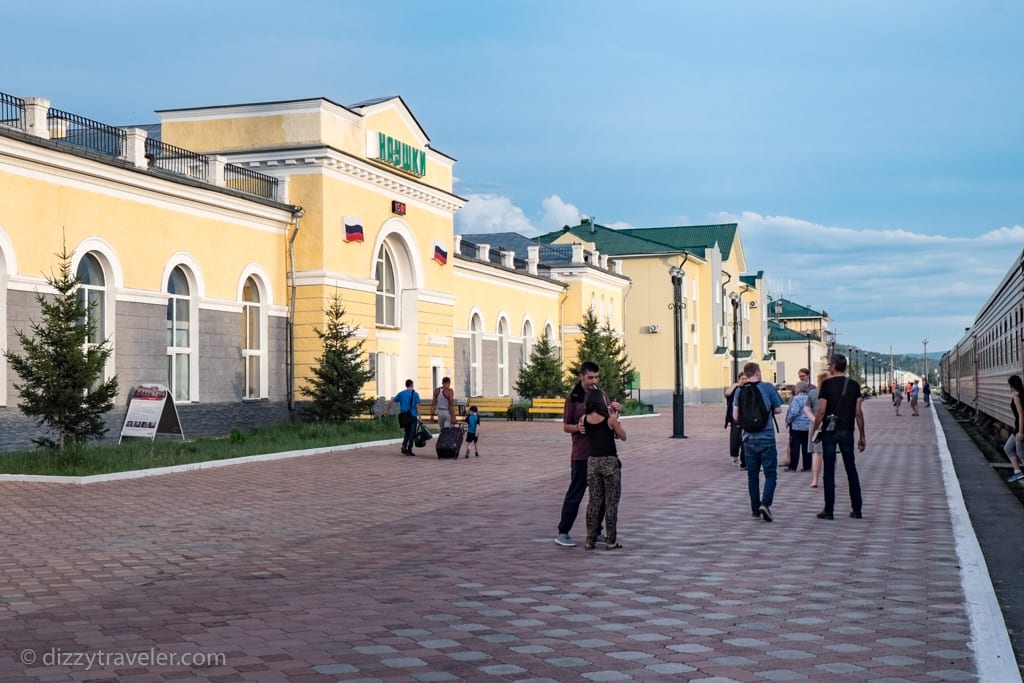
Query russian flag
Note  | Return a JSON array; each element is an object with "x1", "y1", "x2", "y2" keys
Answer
[
  {"x1": 432, "y1": 241, "x2": 448, "y2": 265},
  {"x1": 343, "y1": 217, "x2": 364, "y2": 243}
]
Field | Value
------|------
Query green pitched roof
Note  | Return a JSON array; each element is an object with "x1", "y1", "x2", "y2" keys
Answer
[
  {"x1": 740, "y1": 271, "x2": 764, "y2": 288},
  {"x1": 619, "y1": 224, "x2": 738, "y2": 261},
  {"x1": 536, "y1": 221, "x2": 738, "y2": 260},
  {"x1": 767, "y1": 297, "x2": 828, "y2": 320}
]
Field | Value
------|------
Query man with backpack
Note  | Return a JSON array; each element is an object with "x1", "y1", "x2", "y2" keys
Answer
[{"x1": 732, "y1": 361, "x2": 784, "y2": 522}]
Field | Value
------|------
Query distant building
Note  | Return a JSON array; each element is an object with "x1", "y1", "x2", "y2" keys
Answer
[
  {"x1": 765, "y1": 297, "x2": 832, "y2": 384},
  {"x1": 536, "y1": 220, "x2": 771, "y2": 405}
]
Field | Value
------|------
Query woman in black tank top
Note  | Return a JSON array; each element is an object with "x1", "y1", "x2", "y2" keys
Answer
[{"x1": 583, "y1": 389, "x2": 627, "y2": 550}]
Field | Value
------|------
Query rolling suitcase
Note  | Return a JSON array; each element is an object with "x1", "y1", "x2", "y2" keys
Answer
[{"x1": 435, "y1": 425, "x2": 465, "y2": 459}]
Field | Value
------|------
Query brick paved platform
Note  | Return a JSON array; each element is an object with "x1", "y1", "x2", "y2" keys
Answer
[{"x1": 0, "y1": 399, "x2": 1012, "y2": 681}]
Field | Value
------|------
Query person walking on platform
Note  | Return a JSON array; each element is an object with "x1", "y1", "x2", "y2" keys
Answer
[
  {"x1": 922, "y1": 378, "x2": 932, "y2": 407},
  {"x1": 430, "y1": 376, "x2": 456, "y2": 429},
  {"x1": 909, "y1": 380, "x2": 920, "y2": 416},
  {"x1": 1005, "y1": 375, "x2": 1024, "y2": 484},
  {"x1": 892, "y1": 383, "x2": 904, "y2": 416},
  {"x1": 733, "y1": 362, "x2": 783, "y2": 522},
  {"x1": 724, "y1": 372, "x2": 747, "y2": 469},
  {"x1": 785, "y1": 381, "x2": 814, "y2": 472},
  {"x1": 812, "y1": 354, "x2": 866, "y2": 519},
  {"x1": 384, "y1": 379, "x2": 421, "y2": 456},
  {"x1": 806, "y1": 371, "x2": 830, "y2": 487}
]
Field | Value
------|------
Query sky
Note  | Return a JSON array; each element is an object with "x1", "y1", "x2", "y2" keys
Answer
[{"x1": 5, "y1": 0, "x2": 1023, "y2": 355}]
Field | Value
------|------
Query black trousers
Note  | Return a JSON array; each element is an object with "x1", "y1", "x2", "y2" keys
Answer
[
  {"x1": 788, "y1": 428, "x2": 810, "y2": 470},
  {"x1": 558, "y1": 459, "x2": 604, "y2": 535},
  {"x1": 729, "y1": 424, "x2": 744, "y2": 463}
]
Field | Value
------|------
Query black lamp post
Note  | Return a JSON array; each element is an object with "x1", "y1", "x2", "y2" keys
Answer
[{"x1": 670, "y1": 266, "x2": 687, "y2": 438}]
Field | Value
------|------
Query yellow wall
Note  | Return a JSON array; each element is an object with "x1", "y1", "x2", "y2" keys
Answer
[{"x1": 0, "y1": 165, "x2": 287, "y2": 301}]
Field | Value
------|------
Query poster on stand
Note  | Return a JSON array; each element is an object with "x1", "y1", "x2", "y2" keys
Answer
[{"x1": 119, "y1": 384, "x2": 184, "y2": 442}]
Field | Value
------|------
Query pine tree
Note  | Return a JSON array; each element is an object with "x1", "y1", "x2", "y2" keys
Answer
[
  {"x1": 567, "y1": 308, "x2": 635, "y2": 402},
  {"x1": 599, "y1": 319, "x2": 636, "y2": 403},
  {"x1": 515, "y1": 336, "x2": 568, "y2": 398},
  {"x1": 300, "y1": 295, "x2": 374, "y2": 422},
  {"x1": 4, "y1": 241, "x2": 119, "y2": 449}
]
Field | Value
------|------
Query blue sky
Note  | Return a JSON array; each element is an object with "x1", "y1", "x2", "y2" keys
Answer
[{"x1": 5, "y1": 0, "x2": 1022, "y2": 354}]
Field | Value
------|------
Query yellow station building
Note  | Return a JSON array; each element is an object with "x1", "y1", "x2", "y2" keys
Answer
[{"x1": 0, "y1": 89, "x2": 630, "y2": 450}]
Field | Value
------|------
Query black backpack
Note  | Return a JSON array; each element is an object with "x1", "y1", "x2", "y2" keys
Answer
[{"x1": 736, "y1": 382, "x2": 771, "y2": 432}]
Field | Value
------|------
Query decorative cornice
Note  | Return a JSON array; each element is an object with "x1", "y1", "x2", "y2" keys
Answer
[{"x1": 226, "y1": 147, "x2": 466, "y2": 216}]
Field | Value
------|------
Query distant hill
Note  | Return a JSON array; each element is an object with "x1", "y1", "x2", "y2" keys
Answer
[{"x1": 901, "y1": 352, "x2": 945, "y2": 360}]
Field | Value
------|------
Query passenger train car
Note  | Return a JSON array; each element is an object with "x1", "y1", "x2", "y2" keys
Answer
[{"x1": 940, "y1": 248, "x2": 1024, "y2": 429}]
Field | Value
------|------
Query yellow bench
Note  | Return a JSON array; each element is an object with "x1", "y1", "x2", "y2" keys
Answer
[
  {"x1": 527, "y1": 397, "x2": 564, "y2": 420},
  {"x1": 465, "y1": 397, "x2": 513, "y2": 419}
]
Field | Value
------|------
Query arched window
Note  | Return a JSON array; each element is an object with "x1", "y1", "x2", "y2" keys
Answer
[
  {"x1": 241, "y1": 276, "x2": 263, "y2": 399},
  {"x1": 166, "y1": 266, "x2": 193, "y2": 402},
  {"x1": 470, "y1": 313, "x2": 483, "y2": 396},
  {"x1": 521, "y1": 319, "x2": 534, "y2": 366},
  {"x1": 375, "y1": 243, "x2": 397, "y2": 327},
  {"x1": 76, "y1": 253, "x2": 106, "y2": 346},
  {"x1": 497, "y1": 317, "x2": 509, "y2": 396}
]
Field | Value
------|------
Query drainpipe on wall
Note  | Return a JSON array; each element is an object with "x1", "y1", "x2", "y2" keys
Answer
[
  {"x1": 287, "y1": 207, "x2": 304, "y2": 412},
  {"x1": 557, "y1": 284, "x2": 569, "y2": 366}
]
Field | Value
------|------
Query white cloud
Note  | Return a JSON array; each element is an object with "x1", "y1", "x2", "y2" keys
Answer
[
  {"x1": 720, "y1": 211, "x2": 1024, "y2": 353},
  {"x1": 455, "y1": 194, "x2": 537, "y2": 235},
  {"x1": 539, "y1": 194, "x2": 582, "y2": 231}
]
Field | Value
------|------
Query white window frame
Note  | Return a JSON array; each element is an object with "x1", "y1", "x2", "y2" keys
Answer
[
  {"x1": 241, "y1": 276, "x2": 264, "y2": 400},
  {"x1": 375, "y1": 243, "x2": 398, "y2": 327},
  {"x1": 166, "y1": 265, "x2": 196, "y2": 403},
  {"x1": 470, "y1": 313, "x2": 483, "y2": 397},
  {"x1": 497, "y1": 317, "x2": 509, "y2": 396}
]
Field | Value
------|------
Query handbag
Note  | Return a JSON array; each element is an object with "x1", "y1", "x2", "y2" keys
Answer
[
  {"x1": 414, "y1": 421, "x2": 433, "y2": 448},
  {"x1": 823, "y1": 377, "x2": 850, "y2": 432},
  {"x1": 398, "y1": 411, "x2": 412, "y2": 428}
]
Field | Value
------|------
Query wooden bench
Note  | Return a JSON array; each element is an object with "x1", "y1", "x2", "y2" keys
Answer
[
  {"x1": 465, "y1": 397, "x2": 513, "y2": 419},
  {"x1": 527, "y1": 397, "x2": 564, "y2": 420}
]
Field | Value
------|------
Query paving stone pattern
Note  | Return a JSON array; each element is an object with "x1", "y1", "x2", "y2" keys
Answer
[{"x1": 0, "y1": 400, "x2": 979, "y2": 682}]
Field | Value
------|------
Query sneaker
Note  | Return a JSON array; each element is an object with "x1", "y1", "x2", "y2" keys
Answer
[
  {"x1": 555, "y1": 533, "x2": 576, "y2": 547},
  {"x1": 1009, "y1": 471, "x2": 1024, "y2": 483},
  {"x1": 759, "y1": 504, "x2": 773, "y2": 522}
]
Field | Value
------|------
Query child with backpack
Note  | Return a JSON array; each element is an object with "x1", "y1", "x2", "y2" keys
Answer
[{"x1": 464, "y1": 406, "x2": 480, "y2": 458}]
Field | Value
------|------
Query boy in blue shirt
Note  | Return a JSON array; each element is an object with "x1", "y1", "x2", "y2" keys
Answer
[{"x1": 464, "y1": 406, "x2": 480, "y2": 458}]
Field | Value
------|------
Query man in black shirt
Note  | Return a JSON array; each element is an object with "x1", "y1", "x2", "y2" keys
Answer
[{"x1": 811, "y1": 354, "x2": 867, "y2": 520}]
